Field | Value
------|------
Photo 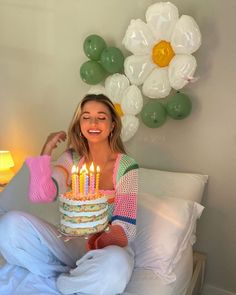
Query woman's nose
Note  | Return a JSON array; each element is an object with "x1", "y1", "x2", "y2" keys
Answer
[{"x1": 89, "y1": 117, "x2": 98, "y2": 124}]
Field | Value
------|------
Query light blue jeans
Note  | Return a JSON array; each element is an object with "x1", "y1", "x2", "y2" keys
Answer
[{"x1": 0, "y1": 211, "x2": 134, "y2": 295}]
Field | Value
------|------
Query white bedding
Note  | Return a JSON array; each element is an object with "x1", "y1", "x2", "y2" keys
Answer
[
  {"x1": 0, "y1": 244, "x2": 192, "y2": 295},
  {"x1": 124, "y1": 243, "x2": 193, "y2": 295}
]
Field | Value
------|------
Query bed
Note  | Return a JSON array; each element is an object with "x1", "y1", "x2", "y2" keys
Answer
[{"x1": 0, "y1": 164, "x2": 208, "y2": 295}]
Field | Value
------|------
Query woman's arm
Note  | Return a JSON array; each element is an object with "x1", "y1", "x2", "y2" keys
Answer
[
  {"x1": 25, "y1": 155, "x2": 57, "y2": 202},
  {"x1": 40, "y1": 131, "x2": 67, "y2": 156},
  {"x1": 111, "y1": 164, "x2": 138, "y2": 243},
  {"x1": 25, "y1": 131, "x2": 73, "y2": 203},
  {"x1": 87, "y1": 155, "x2": 138, "y2": 250}
]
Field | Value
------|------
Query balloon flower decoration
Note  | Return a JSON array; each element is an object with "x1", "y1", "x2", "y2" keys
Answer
[
  {"x1": 122, "y1": 1, "x2": 201, "y2": 99},
  {"x1": 81, "y1": 1, "x2": 202, "y2": 138},
  {"x1": 141, "y1": 91, "x2": 192, "y2": 128},
  {"x1": 88, "y1": 73, "x2": 143, "y2": 142},
  {"x1": 81, "y1": 35, "x2": 143, "y2": 142},
  {"x1": 80, "y1": 34, "x2": 125, "y2": 85}
]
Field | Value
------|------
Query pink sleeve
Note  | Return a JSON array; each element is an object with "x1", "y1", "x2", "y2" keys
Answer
[{"x1": 25, "y1": 155, "x2": 57, "y2": 203}]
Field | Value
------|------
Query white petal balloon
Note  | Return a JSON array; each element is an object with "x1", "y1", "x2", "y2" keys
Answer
[
  {"x1": 146, "y1": 1, "x2": 179, "y2": 41},
  {"x1": 122, "y1": 19, "x2": 155, "y2": 55},
  {"x1": 104, "y1": 73, "x2": 143, "y2": 141},
  {"x1": 121, "y1": 115, "x2": 140, "y2": 142},
  {"x1": 168, "y1": 54, "x2": 197, "y2": 89},
  {"x1": 105, "y1": 74, "x2": 130, "y2": 103},
  {"x1": 124, "y1": 55, "x2": 155, "y2": 86},
  {"x1": 122, "y1": 2, "x2": 201, "y2": 99},
  {"x1": 142, "y1": 67, "x2": 171, "y2": 99},
  {"x1": 171, "y1": 15, "x2": 202, "y2": 54},
  {"x1": 121, "y1": 85, "x2": 143, "y2": 115}
]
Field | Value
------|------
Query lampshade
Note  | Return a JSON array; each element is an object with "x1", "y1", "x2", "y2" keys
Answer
[{"x1": 0, "y1": 151, "x2": 14, "y2": 171}]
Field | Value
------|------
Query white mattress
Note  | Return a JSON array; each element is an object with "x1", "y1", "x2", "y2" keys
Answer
[{"x1": 123, "y1": 244, "x2": 193, "y2": 295}]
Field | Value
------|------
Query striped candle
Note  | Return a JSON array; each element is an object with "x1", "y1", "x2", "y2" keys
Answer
[
  {"x1": 77, "y1": 165, "x2": 80, "y2": 194},
  {"x1": 95, "y1": 165, "x2": 100, "y2": 196},
  {"x1": 84, "y1": 167, "x2": 89, "y2": 195},
  {"x1": 79, "y1": 164, "x2": 85, "y2": 195},
  {"x1": 89, "y1": 162, "x2": 95, "y2": 194},
  {"x1": 71, "y1": 165, "x2": 78, "y2": 198}
]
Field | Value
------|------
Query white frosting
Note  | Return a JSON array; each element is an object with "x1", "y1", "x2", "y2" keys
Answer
[
  {"x1": 60, "y1": 216, "x2": 108, "y2": 228},
  {"x1": 59, "y1": 195, "x2": 107, "y2": 205},
  {"x1": 59, "y1": 206, "x2": 108, "y2": 217}
]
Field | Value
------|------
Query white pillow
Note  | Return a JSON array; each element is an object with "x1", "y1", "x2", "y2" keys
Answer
[
  {"x1": 138, "y1": 168, "x2": 208, "y2": 203},
  {"x1": 132, "y1": 193, "x2": 204, "y2": 283}
]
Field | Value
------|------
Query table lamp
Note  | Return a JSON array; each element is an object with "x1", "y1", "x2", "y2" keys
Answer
[{"x1": 0, "y1": 150, "x2": 15, "y2": 186}]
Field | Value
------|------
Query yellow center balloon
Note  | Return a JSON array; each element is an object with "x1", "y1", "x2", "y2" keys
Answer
[
  {"x1": 114, "y1": 103, "x2": 124, "y2": 117},
  {"x1": 152, "y1": 41, "x2": 175, "y2": 67}
]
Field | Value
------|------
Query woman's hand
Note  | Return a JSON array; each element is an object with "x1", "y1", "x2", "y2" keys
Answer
[{"x1": 40, "y1": 131, "x2": 67, "y2": 156}]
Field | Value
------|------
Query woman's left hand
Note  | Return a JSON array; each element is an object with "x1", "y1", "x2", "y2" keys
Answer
[
  {"x1": 86, "y1": 225, "x2": 128, "y2": 250},
  {"x1": 40, "y1": 131, "x2": 67, "y2": 156}
]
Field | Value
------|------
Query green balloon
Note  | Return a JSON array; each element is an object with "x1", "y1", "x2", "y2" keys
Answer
[
  {"x1": 80, "y1": 60, "x2": 106, "y2": 85},
  {"x1": 100, "y1": 47, "x2": 124, "y2": 74},
  {"x1": 83, "y1": 34, "x2": 107, "y2": 61},
  {"x1": 166, "y1": 92, "x2": 192, "y2": 120},
  {"x1": 141, "y1": 101, "x2": 167, "y2": 128}
]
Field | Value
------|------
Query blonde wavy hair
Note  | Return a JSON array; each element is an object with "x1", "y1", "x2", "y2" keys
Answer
[{"x1": 67, "y1": 94, "x2": 126, "y2": 159}]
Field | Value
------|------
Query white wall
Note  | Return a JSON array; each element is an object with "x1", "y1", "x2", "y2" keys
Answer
[
  {"x1": 0, "y1": 0, "x2": 236, "y2": 293},
  {"x1": 202, "y1": 285, "x2": 236, "y2": 295}
]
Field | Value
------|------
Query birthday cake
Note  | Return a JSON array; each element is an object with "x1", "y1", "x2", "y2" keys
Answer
[
  {"x1": 58, "y1": 163, "x2": 109, "y2": 236},
  {"x1": 59, "y1": 193, "x2": 108, "y2": 236}
]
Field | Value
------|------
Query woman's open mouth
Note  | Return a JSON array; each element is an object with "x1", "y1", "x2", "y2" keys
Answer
[{"x1": 88, "y1": 129, "x2": 101, "y2": 135}]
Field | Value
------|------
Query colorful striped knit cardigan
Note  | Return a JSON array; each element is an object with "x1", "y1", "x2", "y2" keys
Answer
[{"x1": 25, "y1": 151, "x2": 138, "y2": 249}]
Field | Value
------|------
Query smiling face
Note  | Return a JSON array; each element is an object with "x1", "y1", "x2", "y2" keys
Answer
[{"x1": 80, "y1": 100, "x2": 114, "y2": 144}]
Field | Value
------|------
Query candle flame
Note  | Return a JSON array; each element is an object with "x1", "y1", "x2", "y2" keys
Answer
[
  {"x1": 96, "y1": 165, "x2": 100, "y2": 173},
  {"x1": 90, "y1": 162, "x2": 95, "y2": 173},
  {"x1": 80, "y1": 164, "x2": 86, "y2": 174},
  {"x1": 72, "y1": 165, "x2": 77, "y2": 174}
]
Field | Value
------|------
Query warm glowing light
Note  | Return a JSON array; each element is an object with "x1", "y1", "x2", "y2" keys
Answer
[
  {"x1": 0, "y1": 151, "x2": 14, "y2": 171},
  {"x1": 80, "y1": 164, "x2": 86, "y2": 173},
  {"x1": 70, "y1": 163, "x2": 101, "y2": 197},
  {"x1": 96, "y1": 166, "x2": 100, "y2": 173},
  {"x1": 71, "y1": 165, "x2": 77, "y2": 174},
  {"x1": 90, "y1": 162, "x2": 95, "y2": 173},
  {"x1": 0, "y1": 151, "x2": 15, "y2": 185}
]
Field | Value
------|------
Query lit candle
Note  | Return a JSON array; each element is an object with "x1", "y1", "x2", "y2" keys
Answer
[
  {"x1": 89, "y1": 162, "x2": 95, "y2": 194},
  {"x1": 71, "y1": 165, "x2": 78, "y2": 198},
  {"x1": 79, "y1": 164, "x2": 85, "y2": 195},
  {"x1": 84, "y1": 166, "x2": 89, "y2": 196},
  {"x1": 77, "y1": 165, "x2": 80, "y2": 194},
  {"x1": 95, "y1": 165, "x2": 100, "y2": 196}
]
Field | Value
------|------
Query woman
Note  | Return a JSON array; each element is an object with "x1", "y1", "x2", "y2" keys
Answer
[{"x1": 0, "y1": 94, "x2": 138, "y2": 295}]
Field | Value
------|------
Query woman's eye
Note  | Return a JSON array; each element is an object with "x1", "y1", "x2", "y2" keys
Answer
[
  {"x1": 98, "y1": 117, "x2": 106, "y2": 120},
  {"x1": 82, "y1": 116, "x2": 90, "y2": 120}
]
